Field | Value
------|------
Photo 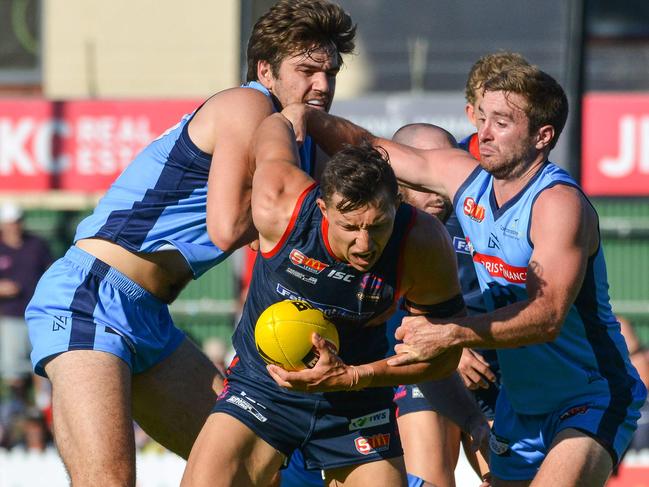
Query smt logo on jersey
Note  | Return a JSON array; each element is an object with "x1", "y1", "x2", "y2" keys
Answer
[
  {"x1": 354, "y1": 433, "x2": 391, "y2": 455},
  {"x1": 289, "y1": 249, "x2": 329, "y2": 274},
  {"x1": 463, "y1": 197, "x2": 486, "y2": 222}
]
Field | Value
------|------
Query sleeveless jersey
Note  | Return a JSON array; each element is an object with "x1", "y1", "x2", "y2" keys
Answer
[
  {"x1": 453, "y1": 161, "x2": 642, "y2": 414},
  {"x1": 74, "y1": 81, "x2": 316, "y2": 278},
  {"x1": 452, "y1": 131, "x2": 486, "y2": 315},
  {"x1": 233, "y1": 185, "x2": 417, "y2": 395}
]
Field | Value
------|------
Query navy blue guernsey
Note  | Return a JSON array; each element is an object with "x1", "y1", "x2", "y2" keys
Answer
[{"x1": 232, "y1": 185, "x2": 417, "y2": 396}]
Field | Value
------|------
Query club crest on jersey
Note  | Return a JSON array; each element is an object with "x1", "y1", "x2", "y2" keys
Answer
[
  {"x1": 289, "y1": 249, "x2": 329, "y2": 274},
  {"x1": 463, "y1": 197, "x2": 486, "y2": 222},
  {"x1": 357, "y1": 274, "x2": 385, "y2": 302},
  {"x1": 354, "y1": 433, "x2": 391, "y2": 455}
]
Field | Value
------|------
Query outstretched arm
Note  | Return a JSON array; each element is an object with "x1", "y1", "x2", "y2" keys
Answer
[{"x1": 282, "y1": 103, "x2": 478, "y2": 201}]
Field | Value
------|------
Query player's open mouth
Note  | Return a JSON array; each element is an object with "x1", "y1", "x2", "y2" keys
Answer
[
  {"x1": 353, "y1": 252, "x2": 373, "y2": 265},
  {"x1": 480, "y1": 146, "x2": 496, "y2": 157},
  {"x1": 306, "y1": 99, "x2": 328, "y2": 110}
]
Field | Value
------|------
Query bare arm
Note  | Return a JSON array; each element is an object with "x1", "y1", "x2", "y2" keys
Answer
[
  {"x1": 283, "y1": 103, "x2": 478, "y2": 201},
  {"x1": 390, "y1": 185, "x2": 599, "y2": 364},
  {"x1": 200, "y1": 88, "x2": 274, "y2": 252},
  {"x1": 251, "y1": 113, "x2": 315, "y2": 251}
]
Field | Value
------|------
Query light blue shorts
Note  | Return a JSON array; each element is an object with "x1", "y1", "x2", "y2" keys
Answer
[
  {"x1": 489, "y1": 386, "x2": 645, "y2": 481},
  {"x1": 26, "y1": 246, "x2": 185, "y2": 377}
]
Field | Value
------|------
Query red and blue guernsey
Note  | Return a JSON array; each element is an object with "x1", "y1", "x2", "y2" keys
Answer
[
  {"x1": 453, "y1": 161, "x2": 646, "y2": 414},
  {"x1": 73, "y1": 81, "x2": 316, "y2": 278},
  {"x1": 215, "y1": 186, "x2": 416, "y2": 469},
  {"x1": 458, "y1": 132, "x2": 480, "y2": 160},
  {"x1": 233, "y1": 184, "x2": 416, "y2": 386}
]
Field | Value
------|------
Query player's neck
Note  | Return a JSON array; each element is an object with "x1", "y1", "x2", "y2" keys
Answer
[{"x1": 492, "y1": 157, "x2": 546, "y2": 207}]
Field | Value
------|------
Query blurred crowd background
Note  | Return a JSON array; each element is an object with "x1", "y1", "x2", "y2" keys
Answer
[{"x1": 1, "y1": 0, "x2": 648, "y2": 483}]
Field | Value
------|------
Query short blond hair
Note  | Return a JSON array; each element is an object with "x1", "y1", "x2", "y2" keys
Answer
[{"x1": 465, "y1": 51, "x2": 530, "y2": 106}]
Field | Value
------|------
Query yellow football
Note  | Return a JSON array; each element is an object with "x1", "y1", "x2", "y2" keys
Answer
[{"x1": 255, "y1": 299, "x2": 340, "y2": 371}]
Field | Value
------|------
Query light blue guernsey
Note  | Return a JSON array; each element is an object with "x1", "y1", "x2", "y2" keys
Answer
[
  {"x1": 453, "y1": 161, "x2": 644, "y2": 415},
  {"x1": 74, "y1": 81, "x2": 315, "y2": 278}
]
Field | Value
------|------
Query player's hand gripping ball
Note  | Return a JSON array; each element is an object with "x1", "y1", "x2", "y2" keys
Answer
[{"x1": 255, "y1": 300, "x2": 340, "y2": 371}]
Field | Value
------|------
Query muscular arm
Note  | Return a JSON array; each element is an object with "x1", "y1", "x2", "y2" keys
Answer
[
  {"x1": 392, "y1": 185, "x2": 599, "y2": 363},
  {"x1": 251, "y1": 113, "x2": 315, "y2": 251},
  {"x1": 199, "y1": 88, "x2": 275, "y2": 252},
  {"x1": 283, "y1": 104, "x2": 478, "y2": 201}
]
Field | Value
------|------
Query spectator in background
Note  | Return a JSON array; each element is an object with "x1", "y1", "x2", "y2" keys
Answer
[
  {"x1": 0, "y1": 203, "x2": 52, "y2": 384},
  {"x1": 0, "y1": 375, "x2": 33, "y2": 449},
  {"x1": 12, "y1": 407, "x2": 54, "y2": 453},
  {"x1": 619, "y1": 316, "x2": 649, "y2": 451}
]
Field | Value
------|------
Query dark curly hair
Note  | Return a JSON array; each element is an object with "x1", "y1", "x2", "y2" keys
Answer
[
  {"x1": 246, "y1": 0, "x2": 356, "y2": 82},
  {"x1": 320, "y1": 141, "x2": 399, "y2": 213}
]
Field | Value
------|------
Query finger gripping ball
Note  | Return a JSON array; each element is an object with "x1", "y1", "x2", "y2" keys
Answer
[{"x1": 255, "y1": 300, "x2": 339, "y2": 371}]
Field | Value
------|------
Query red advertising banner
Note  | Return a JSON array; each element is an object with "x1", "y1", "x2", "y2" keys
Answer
[
  {"x1": 582, "y1": 93, "x2": 649, "y2": 196},
  {"x1": 0, "y1": 99, "x2": 200, "y2": 191}
]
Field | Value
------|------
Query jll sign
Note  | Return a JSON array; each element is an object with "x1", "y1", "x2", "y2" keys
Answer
[{"x1": 582, "y1": 93, "x2": 649, "y2": 196}]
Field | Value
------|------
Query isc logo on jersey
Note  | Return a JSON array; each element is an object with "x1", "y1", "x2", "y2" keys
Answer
[
  {"x1": 354, "y1": 433, "x2": 391, "y2": 455},
  {"x1": 289, "y1": 249, "x2": 329, "y2": 274},
  {"x1": 463, "y1": 197, "x2": 486, "y2": 222},
  {"x1": 327, "y1": 269, "x2": 354, "y2": 282}
]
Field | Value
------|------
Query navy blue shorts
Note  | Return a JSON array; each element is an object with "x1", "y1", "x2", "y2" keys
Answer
[
  {"x1": 26, "y1": 246, "x2": 185, "y2": 376},
  {"x1": 213, "y1": 358, "x2": 402, "y2": 471},
  {"x1": 394, "y1": 384, "x2": 429, "y2": 417},
  {"x1": 470, "y1": 349, "x2": 500, "y2": 420},
  {"x1": 394, "y1": 352, "x2": 500, "y2": 422}
]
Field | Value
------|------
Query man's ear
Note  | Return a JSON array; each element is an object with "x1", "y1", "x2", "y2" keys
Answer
[
  {"x1": 257, "y1": 61, "x2": 274, "y2": 90},
  {"x1": 465, "y1": 102, "x2": 477, "y2": 127},
  {"x1": 316, "y1": 198, "x2": 327, "y2": 218},
  {"x1": 535, "y1": 124, "x2": 555, "y2": 151}
]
